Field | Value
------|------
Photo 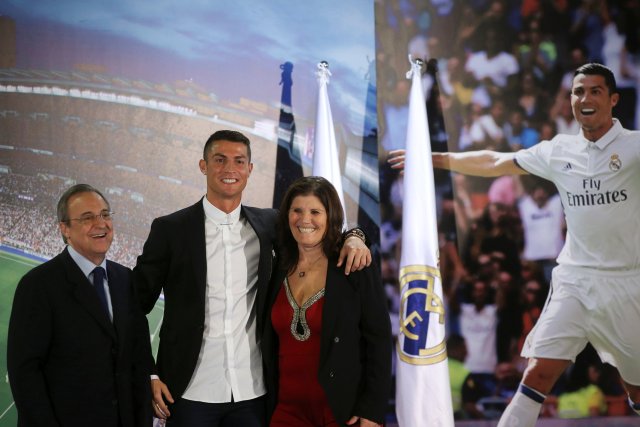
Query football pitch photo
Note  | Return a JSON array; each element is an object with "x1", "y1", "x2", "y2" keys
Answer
[{"x1": 0, "y1": 249, "x2": 164, "y2": 426}]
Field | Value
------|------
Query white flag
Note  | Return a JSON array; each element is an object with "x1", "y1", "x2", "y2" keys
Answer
[
  {"x1": 312, "y1": 61, "x2": 346, "y2": 225},
  {"x1": 395, "y1": 57, "x2": 454, "y2": 427}
]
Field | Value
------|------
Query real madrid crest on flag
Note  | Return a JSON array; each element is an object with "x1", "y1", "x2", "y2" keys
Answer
[{"x1": 398, "y1": 264, "x2": 447, "y2": 365}]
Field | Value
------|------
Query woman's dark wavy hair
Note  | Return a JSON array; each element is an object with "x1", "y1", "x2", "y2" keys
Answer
[{"x1": 277, "y1": 176, "x2": 344, "y2": 275}]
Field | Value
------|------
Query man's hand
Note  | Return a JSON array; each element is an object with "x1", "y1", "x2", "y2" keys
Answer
[
  {"x1": 337, "y1": 235, "x2": 371, "y2": 275},
  {"x1": 151, "y1": 378, "x2": 174, "y2": 420},
  {"x1": 346, "y1": 415, "x2": 382, "y2": 426},
  {"x1": 388, "y1": 149, "x2": 406, "y2": 173},
  {"x1": 389, "y1": 149, "x2": 451, "y2": 172}
]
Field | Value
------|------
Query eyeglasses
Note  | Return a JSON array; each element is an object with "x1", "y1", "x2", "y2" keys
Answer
[{"x1": 65, "y1": 211, "x2": 115, "y2": 225}]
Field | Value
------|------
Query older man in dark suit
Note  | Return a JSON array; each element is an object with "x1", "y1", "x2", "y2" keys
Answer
[
  {"x1": 7, "y1": 184, "x2": 152, "y2": 427},
  {"x1": 134, "y1": 130, "x2": 371, "y2": 427}
]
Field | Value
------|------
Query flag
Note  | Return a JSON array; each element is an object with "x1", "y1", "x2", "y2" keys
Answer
[
  {"x1": 312, "y1": 61, "x2": 346, "y2": 225},
  {"x1": 395, "y1": 57, "x2": 454, "y2": 427}
]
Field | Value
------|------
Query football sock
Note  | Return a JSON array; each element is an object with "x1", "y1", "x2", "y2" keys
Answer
[{"x1": 497, "y1": 383, "x2": 546, "y2": 427}]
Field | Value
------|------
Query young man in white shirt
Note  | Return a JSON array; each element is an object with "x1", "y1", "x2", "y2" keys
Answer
[{"x1": 517, "y1": 179, "x2": 565, "y2": 285}]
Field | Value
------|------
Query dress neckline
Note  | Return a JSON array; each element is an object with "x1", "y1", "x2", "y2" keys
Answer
[{"x1": 283, "y1": 277, "x2": 325, "y2": 341}]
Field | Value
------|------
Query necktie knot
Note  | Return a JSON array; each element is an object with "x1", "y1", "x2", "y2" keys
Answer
[
  {"x1": 93, "y1": 266, "x2": 105, "y2": 282},
  {"x1": 92, "y1": 267, "x2": 109, "y2": 317}
]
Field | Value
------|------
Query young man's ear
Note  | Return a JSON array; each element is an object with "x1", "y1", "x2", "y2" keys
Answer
[{"x1": 610, "y1": 92, "x2": 620, "y2": 108}]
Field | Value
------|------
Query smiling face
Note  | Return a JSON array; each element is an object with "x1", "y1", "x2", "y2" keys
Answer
[
  {"x1": 199, "y1": 139, "x2": 253, "y2": 213},
  {"x1": 288, "y1": 194, "x2": 328, "y2": 250},
  {"x1": 571, "y1": 73, "x2": 619, "y2": 141},
  {"x1": 59, "y1": 191, "x2": 113, "y2": 265}
]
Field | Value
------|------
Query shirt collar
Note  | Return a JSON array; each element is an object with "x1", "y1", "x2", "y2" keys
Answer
[
  {"x1": 578, "y1": 119, "x2": 623, "y2": 151},
  {"x1": 67, "y1": 245, "x2": 108, "y2": 279},
  {"x1": 202, "y1": 197, "x2": 241, "y2": 227}
]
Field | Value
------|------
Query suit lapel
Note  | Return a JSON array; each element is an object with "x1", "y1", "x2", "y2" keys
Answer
[
  {"x1": 107, "y1": 261, "x2": 129, "y2": 345},
  {"x1": 62, "y1": 250, "x2": 116, "y2": 340},
  {"x1": 242, "y1": 206, "x2": 276, "y2": 336},
  {"x1": 187, "y1": 200, "x2": 207, "y2": 306}
]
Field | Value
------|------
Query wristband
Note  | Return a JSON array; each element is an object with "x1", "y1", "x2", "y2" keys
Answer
[{"x1": 344, "y1": 228, "x2": 366, "y2": 244}]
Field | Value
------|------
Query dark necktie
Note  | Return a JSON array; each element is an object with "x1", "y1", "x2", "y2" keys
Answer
[{"x1": 92, "y1": 266, "x2": 110, "y2": 318}]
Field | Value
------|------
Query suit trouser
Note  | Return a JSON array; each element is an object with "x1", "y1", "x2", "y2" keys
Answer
[{"x1": 167, "y1": 395, "x2": 266, "y2": 427}]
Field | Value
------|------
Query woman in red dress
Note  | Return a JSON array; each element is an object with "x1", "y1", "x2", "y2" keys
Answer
[{"x1": 264, "y1": 176, "x2": 392, "y2": 427}]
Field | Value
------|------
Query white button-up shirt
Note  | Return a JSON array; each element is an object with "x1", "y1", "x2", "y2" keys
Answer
[{"x1": 181, "y1": 198, "x2": 265, "y2": 402}]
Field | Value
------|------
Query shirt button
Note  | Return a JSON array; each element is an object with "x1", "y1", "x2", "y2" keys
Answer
[
  {"x1": 334, "y1": 337, "x2": 340, "y2": 343},
  {"x1": 329, "y1": 371, "x2": 335, "y2": 378}
]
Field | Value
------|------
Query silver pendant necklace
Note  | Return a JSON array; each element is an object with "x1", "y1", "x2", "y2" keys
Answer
[{"x1": 296, "y1": 255, "x2": 324, "y2": 278}]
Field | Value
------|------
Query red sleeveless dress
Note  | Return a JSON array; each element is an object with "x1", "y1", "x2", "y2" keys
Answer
[{"x1": 269, "y1": 280, "x2": 338, "y2": 426}]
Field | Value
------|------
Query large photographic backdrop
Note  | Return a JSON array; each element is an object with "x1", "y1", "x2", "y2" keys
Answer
[
  {"x1": 0, "y1": 0, "x2": 380, "y2": 265},
  {"x1": 375, "y1": 1, "x2": 639, "y2": 424},
  {"x1": 3, "y1": 0, "x2": 640, "y2": 425}
]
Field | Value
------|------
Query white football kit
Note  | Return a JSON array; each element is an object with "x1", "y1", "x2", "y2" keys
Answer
[{"x1": 515, "y1": 119, "x2": 640, "y2": 384}]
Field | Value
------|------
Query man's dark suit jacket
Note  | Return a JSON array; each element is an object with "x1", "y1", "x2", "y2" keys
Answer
[
  {"x1": 133, "y1": 199, "x2": 278, "y2": 401},
  {"x1": 7, "y1": 248, "x2": 152, "y2": 427},
  {"x1": 262, "y1": 259, "x2": 392, "y2": 426}
]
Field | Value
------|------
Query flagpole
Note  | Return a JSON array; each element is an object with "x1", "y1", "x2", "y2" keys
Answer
[
  {"x1": 395, "y1": 55, "x2": 454, "y2": 427},
  {"x1": 312, "y1": 61, "x2": 347, "y2": 227}
]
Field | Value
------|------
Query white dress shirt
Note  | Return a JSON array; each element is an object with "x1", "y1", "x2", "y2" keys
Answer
[{"x1": 181, "y1": 198, "x2": 265, "y2": 402}]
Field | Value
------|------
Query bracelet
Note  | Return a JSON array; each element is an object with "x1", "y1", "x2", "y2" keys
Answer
[{"x1": 344, "y1": 228, "x2": 366, "y2": 244}]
